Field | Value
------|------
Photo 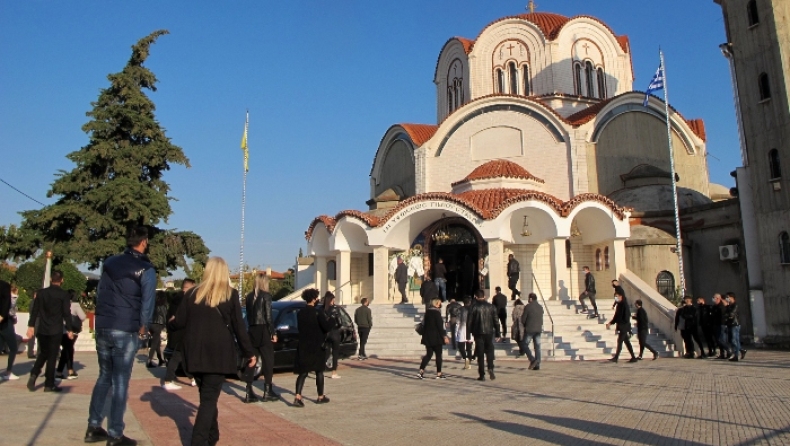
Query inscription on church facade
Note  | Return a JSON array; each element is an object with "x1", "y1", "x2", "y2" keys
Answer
[{"x1": 380, "y1": 201, "x2": 483, "y2": 234}]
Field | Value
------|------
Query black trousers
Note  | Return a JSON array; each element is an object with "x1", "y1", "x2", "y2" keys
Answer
[
  {"x1": 474, "y1": 334, "x2": 495, "y2": 376},
  {"x1": 497, "y1": 309, "x2": 507, "y2": 337},
  {"x1": 357, "y1": 326, "x2": 370, "y2": 357},
  {"x1": 613, "y1": 328, "x2": 635, "y2": 359},
  {"x1": 0, "y1": 322, "x2": 18, "y2": 372},
  {"x1": 457, "y1": 341, "x2": 472, "y2": 360},
  {"x1": 57, "y1": 333, "x2": 77, "y2": 373},
  {"x1": 295, "y1": 371, "x2": 325, "y2": 396},
  {"x1": 243, "y1": 338, "x2": 275, "y2": 385},
  {"x1": 398, "y1": 282, "x2": 407, "y2": 302},
  {"x1": 580, "y1": 292, "x2": 598, "y2": 313},
  {"x1": 507, "y1": 275, "x2": 520, "y2": 298},
  {"x1": 681, "y1": 327, "x2": 705, "y2": 356},
  {"x1": 419, "y1": 344, "x2": 443, "y2": 373},
  {"x1": 191, "y1": 373, "x2": 224, "y2": 446},
  {"x1": 448, "y1": 322, "x2": 457, "y2": 349},
  {"x1": 325, "y1": 331, "x2": 340, "y2": 371},
  {"x1": 148, "y1": 323, "x2": 164, "y2": 362},
  {"x1": 31, "y1": 333, "x2": 61, "y2": 387},
  {"x1": 637, "y1": 330, "x2": 658, "y2": 358},
  {"x1": 165, "y1": 348, "x2": 193, "y2": 382},
  {"x1": 702, "y1": 325, "x2": 718, "y2": 354}
]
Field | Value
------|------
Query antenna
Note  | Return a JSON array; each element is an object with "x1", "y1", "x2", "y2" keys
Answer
[{"x1": 527, "y1": 0, "x2": 537, "y2": 13}]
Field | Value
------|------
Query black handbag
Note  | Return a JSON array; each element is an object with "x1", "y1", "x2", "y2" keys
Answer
[{"x1": 215, "y1": 307, "x2": 244, "y2": 371}]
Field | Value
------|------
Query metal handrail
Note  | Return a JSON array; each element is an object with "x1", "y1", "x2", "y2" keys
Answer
[{"x1": 532, "y1": 273, "x2": 555, "y2": 359}]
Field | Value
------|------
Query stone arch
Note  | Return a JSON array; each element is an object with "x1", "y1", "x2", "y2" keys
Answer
[
  {"x1": 330, "y1": 218, "x2": 371, "y2": 253},
  {"x1": 488, "y1": 200, "x2": 562, "y2": 244},
  {"x1": 308, "y1": 222, "x2": 332, "y2": 257}
]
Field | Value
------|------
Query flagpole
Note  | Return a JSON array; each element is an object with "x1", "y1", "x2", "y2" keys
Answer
[
  {"x1": 658, "y1": 49, "x2": 687, "y2": 296},
  {"x1": 238, "y1": 111, "x2": 249, "y2": 298}
]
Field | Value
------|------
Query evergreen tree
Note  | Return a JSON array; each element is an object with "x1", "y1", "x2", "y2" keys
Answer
[{"x1": 14, "y1": 30, "x2": 209, "y2": 274}]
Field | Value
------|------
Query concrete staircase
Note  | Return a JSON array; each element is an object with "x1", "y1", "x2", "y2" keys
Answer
[{"x1": 343, "y1": 300, "x2": 677, "y2": 361}]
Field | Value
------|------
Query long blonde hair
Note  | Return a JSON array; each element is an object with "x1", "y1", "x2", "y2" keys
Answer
[
  {"x1": 194, "y1": 257, "x2": 233, "y2": 307},
  {"x1": 254, "y1": 273, "x2": 270, "y2": 296}
]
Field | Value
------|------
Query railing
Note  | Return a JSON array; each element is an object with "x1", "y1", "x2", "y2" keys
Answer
[
  {"x1": 619, "y1": 270, "x2": 683, "y2": 355},
  {"x1": 278, "y1": 283, "x2": 316, "y2": 301},
  {"x1": 532, "y1": 273, "x2": 555, "y2": 359}
]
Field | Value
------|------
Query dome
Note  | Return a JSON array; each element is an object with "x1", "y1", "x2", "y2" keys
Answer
[
  {"x1": 452, "y1": 159, "x2": 544, "y2": 187},
  {"x1": 609, "y1": 184, "x2": 712, "y2": 213},
  {"x1": 515, "y1": 12, "x2": 570, "y2": 39}
]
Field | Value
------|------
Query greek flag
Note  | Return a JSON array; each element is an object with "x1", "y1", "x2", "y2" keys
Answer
[{"x1": 643, "y1": 65, "x2": 664, "y2": 106}]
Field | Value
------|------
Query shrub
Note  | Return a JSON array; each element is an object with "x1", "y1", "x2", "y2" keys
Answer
[{"x1": 15, "y1": 257, "x2": 87, "y2": 299}]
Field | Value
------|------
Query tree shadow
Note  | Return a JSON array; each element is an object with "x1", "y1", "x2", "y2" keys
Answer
[
  {"x1": 451, "y1": 411, "x2": 613, "y2": 445},
  {"x1": 140, "y1": 385, "x2": 197, "y2": 446}
]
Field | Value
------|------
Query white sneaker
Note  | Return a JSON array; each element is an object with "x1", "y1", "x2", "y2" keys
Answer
[
  {"x1": 331, "y1": 374, "x2": 341, "y2": 379},
  {"x1": 2, "y1": 372, "x2": 19, "y2": 380},
  {"x1": 191, "y1": 379, "x2": 197, "y2": 387},
  {"x1": 162, "y1": 382, "x2": 182, "y2": 391}
]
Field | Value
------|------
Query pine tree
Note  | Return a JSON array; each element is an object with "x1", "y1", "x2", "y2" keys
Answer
[{"x1": 15, "y1": 30, "x2": 209, "y2": 274}]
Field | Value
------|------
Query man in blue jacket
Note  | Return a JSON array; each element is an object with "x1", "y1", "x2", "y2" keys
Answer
[{"x1": 85, "y1": 227, "x2": 156, "y2": 446}]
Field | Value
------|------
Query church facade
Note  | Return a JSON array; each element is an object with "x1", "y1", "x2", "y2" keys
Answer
[{"x1": 304, "y1": 11, "x2": 724, "y2": 307}]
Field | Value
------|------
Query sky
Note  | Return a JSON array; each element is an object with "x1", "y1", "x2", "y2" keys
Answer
[{"x1": 0, "y1": 1, "x2": 739, "y2": 277}]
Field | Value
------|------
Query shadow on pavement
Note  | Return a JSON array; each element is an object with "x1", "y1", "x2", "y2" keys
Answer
[
  {"x1": 140, "y1": 385, "x2": 197, "y2": 446},
  {"x1": 26, "y1": 392, "x2": 66, "y2": 446},
  {"x1": 452, "y1": 411, "x2": 613, "y2": 445}
]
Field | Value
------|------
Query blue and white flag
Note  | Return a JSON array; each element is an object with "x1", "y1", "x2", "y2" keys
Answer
[{"x1": 643, "y1": 65, "x2": 664, "y2": 106}]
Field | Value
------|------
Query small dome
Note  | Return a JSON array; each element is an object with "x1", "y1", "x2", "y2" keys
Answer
[
  {"x1": 452, "y1": 159, "x2": 544, "y2": 187},
  {"x1": 516, "y1": 12, "x2": 570, "y2": 39},
  {"x1": 609, "y1": 184, "x2": 712, "y2": 213}
]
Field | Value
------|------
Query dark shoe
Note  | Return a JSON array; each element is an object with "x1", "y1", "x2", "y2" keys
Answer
[
  {"x1": 697, "y1": 354, "x2": 707, "y2": 359},
  {"x1": 477, "y1": 376, "x2": 485, "y2": 381},
  {"x1": 400, "y1": 300, "x2": 409, "y2": 304},
  {"x1": 43, "y1": 386, "x2": 63, "y2": 392},
  {"x1": 488, "y1": 369, "x2": 496, "y2": 381},
  {"x1": 262, "y1": 383, "x2": 279, "y2": 401},
  {"x1": 316, "y1": 396, "x2": 330, "y2": 404},
  {"x1": 293, "y1": 398, "x2": 305, "y2": 408},
  {"x1": 146, "y1": 361, "x2": 156, "y2": 369},
  {"x1": 708, "y1": 350, "x2": 715, "y2": 357},
  {"x1": 106, "y1": 435, "x2": 137, "y2": 446},
  {"x1": 628, "y1": 357, "x2": 639, "y2": 363},
  {"x1": 244, "y1": 384, "x2": 260, "y2": 403},
  {"x1": 418, "y1": 370, "x2": 424, "y2": 380},
  {"x1": 636, "y1": 356, "x2": 642, "y2": 360},
  {"x1": 26, "y1": 373, "x2": 37, "y2": 391},
  {"x1": 55, "y1": 371, "x2": 65, "y2": 379},
  {"x1": 528, "y1": 360, "x2": 536, "y2": 370},
  {"x1": 608, "y1": 357, "x2": 618, "y2": 363},
  {"x1": 68, "y1": 372, "x2": 79, "y2": 380},
  {"x1": 435, "y1": 374, "x2": 447, "y2": 380},
  {"x1": 653, "y1": 352, "x2": 659, "y2": 361},
  {"x1": 729, "y1": 357, "x2": 739, "y2": 362},
  {"x1": 532, "y1": 366, "x2": 540, "y2": 371},
  {"x1": 741, "y1": 349, "x2": 747, "y2": 360},
  {"x1": 85, "y1": 425, "x2": 109, "y2": 443}
]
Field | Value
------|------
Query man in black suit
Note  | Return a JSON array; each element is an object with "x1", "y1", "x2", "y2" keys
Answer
[{"x1": 26, "y1": 270, "x2": 73, "y2": 392}]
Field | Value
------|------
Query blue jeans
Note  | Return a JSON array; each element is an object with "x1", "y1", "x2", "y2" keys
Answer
[
  {"x1": 434, "y1": 278, "x2": 447, "y2": 301},
  {"x1": 718, "y1": 325, "x2": 731, "y2": 354},
  {"x1": 521, "y1": 332, "x2": 541, "y2": 366},
  {"x1": 729, "y1": 325, "x2": 741, "y2": 355},
  {"x1": 88, "y1": 329, "x2": 139, "y2": 438}
]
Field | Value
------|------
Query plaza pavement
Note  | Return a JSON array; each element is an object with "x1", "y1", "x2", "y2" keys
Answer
[{"x1": 1, "y1": 349, "x2": 790, "y2": 445}]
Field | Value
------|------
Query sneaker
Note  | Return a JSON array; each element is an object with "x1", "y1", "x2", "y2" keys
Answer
[
  {"x1": 191, "y1": 379, "x2": 197, "y2": 387},
  {"x1": 435, "y1": 374, "x2": 447, "y2": 379},
  {"x1": 67, "y1": 372, "x2": 78, "y2": 380},
  {"x1": 330, "y1": 374, "x2": 341, "y2": 379},
  {"x1": 106, "y1": 435, "x2": 137, "y2": 446},
  {"x1": 293, "y1": 397, "x2": 305, "y2": 408},
  {"x1": 162, "y1": 382, "x2": 182, "y2": 391},
  {"x1": 417, "y1": 372, "x2": 424, "y2": 380},
  {"x1": 2, "y1": 372, "x2": 19, "y2": 380},
  {"x1": 315, "y1": 396, "x2": 330, "y2": 404},
  {"x1": 84, "y1": 425, "x2": 109, "y2": 443}
]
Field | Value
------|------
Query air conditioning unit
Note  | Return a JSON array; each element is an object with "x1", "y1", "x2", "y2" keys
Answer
[{"x1": 719, "y1": 245, "x2": 739, "y2": 261}]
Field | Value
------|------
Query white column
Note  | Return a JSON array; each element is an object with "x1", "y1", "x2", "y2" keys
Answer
[
  {"x1": 315, "y1": 256, "x2": 327, "y2": 296},
  {"x1": 372, "y1": 246, "x2": 389, "y2": 304},
  {"x1": 336, "y1": 251, "x2": 352, "y2": 305},
  {"x1": 486, "y1": 239, "x2": 505, "y2": 294},
  {"x1": 550, "y1": 238, "x2": 571, "y2": 301},
  {"x1": 611, "y1": 239, "x2": 627, "y2": 278}
]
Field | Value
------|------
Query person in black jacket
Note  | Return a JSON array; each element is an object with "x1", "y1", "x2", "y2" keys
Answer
[
  {"x1": 468, "y1": 289, "x2": 498, "y2": 381},
  {"x1": 506, "y1": 254, "x2": 521, "y2": 299},
  {"x1": 674, "y1": 296, "x2": 706, "y2": 358},
  {"x1": 163, "y1": 280, "x2": 196, "y2": 390},
  {"x1": 697, "y1": 296, "x2": 717, "y2": 357},
  {"x1": 605, "y1": 290, "x2": 637, "y2": 363},
  {"x1": 579, "y1": 266, "x2": 598, "y2": 317},
  {"x1": 492, "y1": 286, "x2": 508, "y2": 341},
  {"x1": 172, "y1": 257, "x2": 256, "y2": 446},
  {"x1": 322, "y1": 292, "x2": 343, "y2": 379},
  {"x1": 726, "y1": 293, "x2": 746, "y2": 362},
  {"x1": 419, "y1": 298, "x2": 449, "y2": 379},
  {"x1": 0, "y1": 280, "x2": 19, "y2": 380},
  {"x1": 711, "y1": 294, "x2": 730, "y2": 359},
  {"x1": 520, "y1": 293, "x2": 544, "y2": 370},
  {"x1": 631, "y1": 300, "x2": 658, "y2": 360},
  {"x1": 147, "y1": 291, "x2": 169, "y2": 368},
  {"x1": 433, "y1": 258, "x2": 447, "y2": 302},
  {"x1": 394, "y1": 257, "x2": 409, "y2": 304},
  {"x1": 420, "y1": 272, "x2": 439, "y2": 307},
  {"x1": 242, "y1": 273, "x2": 278, "y2": 403},
  {"x1": 445, "y1": 298, "x2": 461, "y2": 350},
  {"x1": 26, "y1": 270, "x2": 73, "y2": 392},
  {"x1": 293, "y1": 288, "x2": 333, "y2": 407}
]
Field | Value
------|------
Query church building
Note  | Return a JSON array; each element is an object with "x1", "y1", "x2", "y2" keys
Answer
[{"x1": 303, "y1": 11, "x2": 728, "y2": 309}]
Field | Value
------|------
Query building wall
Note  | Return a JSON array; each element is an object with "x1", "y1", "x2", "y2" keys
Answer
[
  {"x1": 592, "y1": 112, "x2": 710, "y2": 197},
  {"x1": 349, "y1": 255, "x2": 373, "y2": 305},
  {"x1": 503, "y1": 242, "x2": 552, "y2": 298},
  {"x1": 719, "y1": 0, "x2": 790, "y2": 340},
  {"x1": 375, "y1": 139, "x2": 416, "y2": 199}
]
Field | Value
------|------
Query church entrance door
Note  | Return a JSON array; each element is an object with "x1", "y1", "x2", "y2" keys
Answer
[{"x1": 429, "y1": 222, "x2": 482, "y2": 301}]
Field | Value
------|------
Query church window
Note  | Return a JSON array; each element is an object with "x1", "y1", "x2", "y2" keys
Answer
[
  {"x1": 604, "y1": 247, "x2": 610, "y2": 270},
  {"x1": 574, "y1": 63, "x2": 583, "y2": 96},
  {"x1": 496, "y1": 69, "x2": 505, "y2": 94},
  {"x1": 455, "y1": 78, "x2": 463, "y2": 109},
  {"x1": 585, "y1": 61, "x2": 595, "y2": 97},
  {"x1": 759, "y1": 73, "x2": 771, "y2": 100},
  {"x1": 368, "y1": 253, "x2": 374, "y2": 276},
  {"x1": 596, "y1": 67, "x2": 607, "y2": 99},
  {"x1": 327, "y1": 260, "x2": 337, "y2": 281},
  {"x1": 565, "y1": 239, "x2": 572, "y2": 268},
  {"x1": 522, "y1": 63, "x2": 531, "y2": 95},
  {"x1": 656, "y1": 271, "x2": 675, "y2": 300},
  {"x1": 747, "y1": 0, "x2": 759, "y2": 27},
  {"x1": 509, "y1": 62, "x2": 518, "y2": 94},
  {"x1": 780, "y1": 232, "x2": 790, "y2": 264},
  {"x1": 447, "y1": 87, "x2": 454, "y2": 114},
  {"x1": 595, "y1": 249, "x2": 602, "y2": 271},
  {"x1": 769, "y1": 149, "x2": 782, "y2": 179}
]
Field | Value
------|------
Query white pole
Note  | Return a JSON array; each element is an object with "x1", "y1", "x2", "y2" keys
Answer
[
  {"x1": 659, "y1": 49, "x2": 686, "y2": 295},
  {"x1": 238, "y1": 111, "x2": 248, "y2": 298},
  {"x1": 43, "y1": 251, "x2": 52, "y2": 288}
]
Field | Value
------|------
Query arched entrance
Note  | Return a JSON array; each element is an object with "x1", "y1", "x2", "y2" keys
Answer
[{"x1": 423, "y1": 216, "x2": 486, "y2": 300}]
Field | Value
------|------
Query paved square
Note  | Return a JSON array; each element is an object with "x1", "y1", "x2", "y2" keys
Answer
[{"x1": 1, "y1": 350, "x2": 789, "y2": 445}]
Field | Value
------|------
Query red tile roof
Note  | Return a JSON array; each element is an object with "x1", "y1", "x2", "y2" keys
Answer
[
  {"x1": 456, "y1": 37, "x2": 475, "y2": 54},
  {"x1": 400, "y1": 123, "x2": 439, "y2": 147},
  {"x1": 451, "y1": 159, "x2": 545, "y2": 187},
  {"x1": 685, "y1": 118, "x2": 707, "y2": 142}
]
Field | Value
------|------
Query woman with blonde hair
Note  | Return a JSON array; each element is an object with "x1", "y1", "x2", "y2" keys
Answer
[
  {"x1": 242, "y1": 273, "x2": 278, "y2": 402},
  {"x1": 172, "y1": 257, "x2": 256, "y2": 446}
]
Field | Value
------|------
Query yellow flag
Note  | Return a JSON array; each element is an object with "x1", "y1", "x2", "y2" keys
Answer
[{"x1": 240, "y1": 114, "x2": 249, "y2": 172}]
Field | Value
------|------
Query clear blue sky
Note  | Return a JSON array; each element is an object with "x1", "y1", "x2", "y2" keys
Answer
[{"x1": 0, "y1": 1, "x2": 737, "y2": 276}]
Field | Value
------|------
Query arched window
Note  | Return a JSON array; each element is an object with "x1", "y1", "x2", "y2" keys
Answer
[
  {"x1": 595, "y1": 249, "x2": 603, "y2": 271},
  {"x1": 604, "y1": 247, "x2": 610, "y2": 270},
  {"x1": 454, "y1": 78, "x2": 463, "y2": 109},
  {"x1": 574, "y1": 63, "x2": 583, "y2": 96},
  {"x1": 447, "y1": 87, "x2": 454, "y2": 114},
  {"x1": 769, "y1": 149, "x2": 782, "y2": 179},
  {"x1": 509, "y1": 62, "x2": 518, "y2": 94},
  {"x1": 585, "y1": 61, "x2": 595, "y2": 97},
  {"x1": 522, "y1": 64, "x2": 531, "y2": 96},
  {"x1": 596, "y1": 67, "x2": 607, "y2": 99},
  {"x1": 327, "y1": 260, "x2": 337, "y2": 281},
  {"x1": 759, "y1": 73, "x2": 771, "y2": 100},
  {"x1": 496, "y1": 69, "x2": 505, "y2": 94},
  {"x1": 656, "y1": 271, "x2": 675, "y2": 300},
  {"x1": 748, "y1": 0, "x2": 759, "y2": 26},
  {"x1": 565, "y1": 239, "x2": 572, "y2": 268},
  {"x1": 780, "y1": 232, "x2": 790, "y2": 264}
]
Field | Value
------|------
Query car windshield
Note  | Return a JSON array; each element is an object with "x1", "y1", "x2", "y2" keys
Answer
[
  {"x1": 338, "y1": 309, "x2": 352, "y2": 326},
  {"x1": 272, "y1": 308, "x2": 280, "y2": 322}
]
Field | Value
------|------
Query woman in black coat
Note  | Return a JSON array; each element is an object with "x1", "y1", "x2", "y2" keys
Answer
[
  {"x1": 419, "y1": 298, "x2": 449, "y2": 379},
  {"x1": 321, "y1": 292, "x2": 343, "y2": 379},
  {"x1": 605, "y1": 290, "x2": 637, "y2": 363},
  {"x1": 242, "y1": 274, "x2": 278, "y2": 403},
  {"x1": 172, "y1": 257, "x2": 256, "y2": 446},
  {"x1": 147, "y1": 291, "x2": 168, "y2": 368},
  {"x1": 293, "y1": 288, "x2": 334, "y2": 407}
]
